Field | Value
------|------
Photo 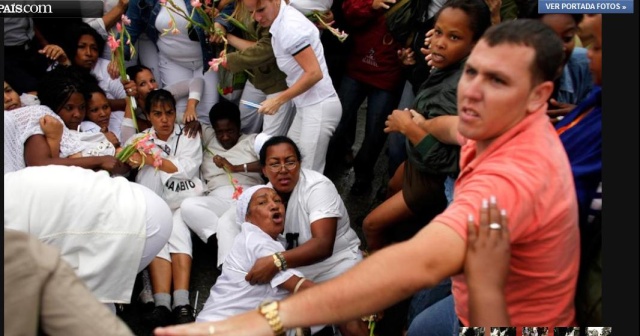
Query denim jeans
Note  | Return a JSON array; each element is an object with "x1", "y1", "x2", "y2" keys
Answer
[
  {"x1": 407, "y1": 293, "x2": 458, "y2": 336},
  {"x1": 332, "y1": 75, "x2": 402, "y2": 180},
  {"x1": 387, "y1": 81, "x2": 415, "y2": 177},
  {"x1": 444, "y1": 176, "x2": 456, "y2": 205}
]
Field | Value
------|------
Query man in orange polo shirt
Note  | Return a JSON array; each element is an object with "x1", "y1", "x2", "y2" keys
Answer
[{"x1": 155, "y1": 19, "x2": 581, "y2": 336}]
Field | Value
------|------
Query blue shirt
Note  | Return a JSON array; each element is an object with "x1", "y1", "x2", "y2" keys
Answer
[
  {"x1": 556, "y1": 47, "x2": 593, "y2": 105},
  {"x1": 555, "y1": 86, "x2": 601, "y2": 228}
]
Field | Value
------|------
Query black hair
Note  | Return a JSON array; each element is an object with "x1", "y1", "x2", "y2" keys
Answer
[
  {"x1": 61, "y1": 23, "x2": 106, "y2": 66},
  {"x1": 209, "y1": 98, "x2": 241, "y2": 129},
  {"x1": 434, "y1": 0, "x2": 492, "y2": 42},
  {"x1": 481, "y1": 19, "x2": 564, "y2": 85},
  {"x1": 85, "y1": 82, "x2": 107, "y2": 97},
  {"x1": 524, "y1": 4, "x2": 584, "y2": 25},
  {"x1": 126, "y1": 64, "x2": 153, "y2": 83},
  {"x1": 144, "y1": 89, "x2": 176, "y2": 114},
  {"x1": 258, "y1": 136, "x2": 302, "y2": 167},
  {"x1": 37, "y1": 66, "x2": 97, "y2": 114}
]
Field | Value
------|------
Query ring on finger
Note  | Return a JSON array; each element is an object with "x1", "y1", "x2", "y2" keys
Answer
[
  {"x1": 209, "y1": 325, "x2": 216, "y2": 335},
  {"x1": 489, "y1": 223, "x2": 501, "y2": 230}
]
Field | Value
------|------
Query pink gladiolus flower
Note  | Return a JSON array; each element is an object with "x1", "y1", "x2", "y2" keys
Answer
[
  {"x1": 121, "y1": 14, "x2": 131, "y2": 25},
  {"x1": 136, "y1": 140, "x2": 155, "y2": 153},
  {"x1": 116, "y1": 22, "x2": 122, "y2": 33},
  {"x1": 232, "y1": 185, "x2": 243, "y2": 200},
  {"x1": 208, "y1": 54, "x2": 227, "y2": 72},
  {"x1": 107, "y1": 35, "x2": 120, "y2": 51},
  {"x1": 191, "y1": 0, "x2": 202, "y2": 7},
  {"x1": 205, "y1": 0, "x2": 212, "y2": 5},
  {"x1": 160, "y1": 0, "x2": 166, "y2": 4}
]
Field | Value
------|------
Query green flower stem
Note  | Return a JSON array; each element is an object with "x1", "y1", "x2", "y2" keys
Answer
[
  {"x1": 220, "y1": 13, "x2": 257, "y2": 40},
  {"x1": 205, "y1": 147, "x2": 235, "y2": 179}
]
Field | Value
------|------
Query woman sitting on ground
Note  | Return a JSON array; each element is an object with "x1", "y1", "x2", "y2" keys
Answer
[{"x1": 124, "y1": 88, "x2": 203, "y2": 328}]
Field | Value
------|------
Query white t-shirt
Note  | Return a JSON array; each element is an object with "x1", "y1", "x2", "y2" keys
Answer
[
  {"x1": 269, "y1": 0, "x2": 337, "y2": 107},
  {"x1": 126, "y1": 124, "x2": 203, "y2": 209},
  {"x1": 269, "y1": 169, "x2": 362, "y2": 282},
  {"x1": 154, "y1": 0, "x2": 202, "y2": 65},
  {"x1": 200, "y1": 128, "x2": 265, "y2": 192},
  {"x1": 80, "y1": 120, "x2": 123, "y2": 142}
]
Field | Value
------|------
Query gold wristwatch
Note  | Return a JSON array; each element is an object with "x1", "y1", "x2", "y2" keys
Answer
[{"x1": 258, "y1": 301, "x2": 285, "y2": 336}]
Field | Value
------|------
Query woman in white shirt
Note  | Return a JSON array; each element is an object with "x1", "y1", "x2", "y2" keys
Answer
[
  {"x1": 34, "y1": 66, "x2": 130, "y2": 175},
  {"x1": 246, "y1": 136, "x2": 362, "y2": 284},
  {"x1": 196, "y1": 186, "x2": 314, "y2": 329},
  {"x1": 124, "y1": 88, "x2": 203, "y2": 327},
  {"x1": 125, "y1": 0, "x2": 219, "y2": 125},
  {"x1": 244, "y1": 0, "x2": 342, "y2": 173}
]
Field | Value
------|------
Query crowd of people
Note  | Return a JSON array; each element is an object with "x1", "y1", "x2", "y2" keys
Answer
[{"x1": 4, "y1": 0, "x2": 604, "y2": 335}]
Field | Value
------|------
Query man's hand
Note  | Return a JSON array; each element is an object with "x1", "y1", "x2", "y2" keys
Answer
[{"x1": 409, "y1": 109, "x2": 427, "y2": 127}]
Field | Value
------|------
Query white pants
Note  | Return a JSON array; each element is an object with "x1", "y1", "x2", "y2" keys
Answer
[
  {"x1": 288, "y1": 96, "x2": 342, "y2": 173},
  {"x1": 180, "y1": 186, "x2": 238, "y2": 267},
  {"x1": 156, "y1": 208, "x2": 193, "y2": 262},
  {"x1": 135, "y1": 183, "x2": 174, "y2": 270},
  {"x1": 239, "y1": 80, "x2": 296, "y2": 136},
  {"x1": 159, "y1": 53, "x2": 219, "y2": 125}
]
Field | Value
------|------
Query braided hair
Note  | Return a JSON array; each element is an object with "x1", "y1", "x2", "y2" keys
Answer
[{"x1": 37, "y1": 66, "x2": 97, "y2": 114}]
